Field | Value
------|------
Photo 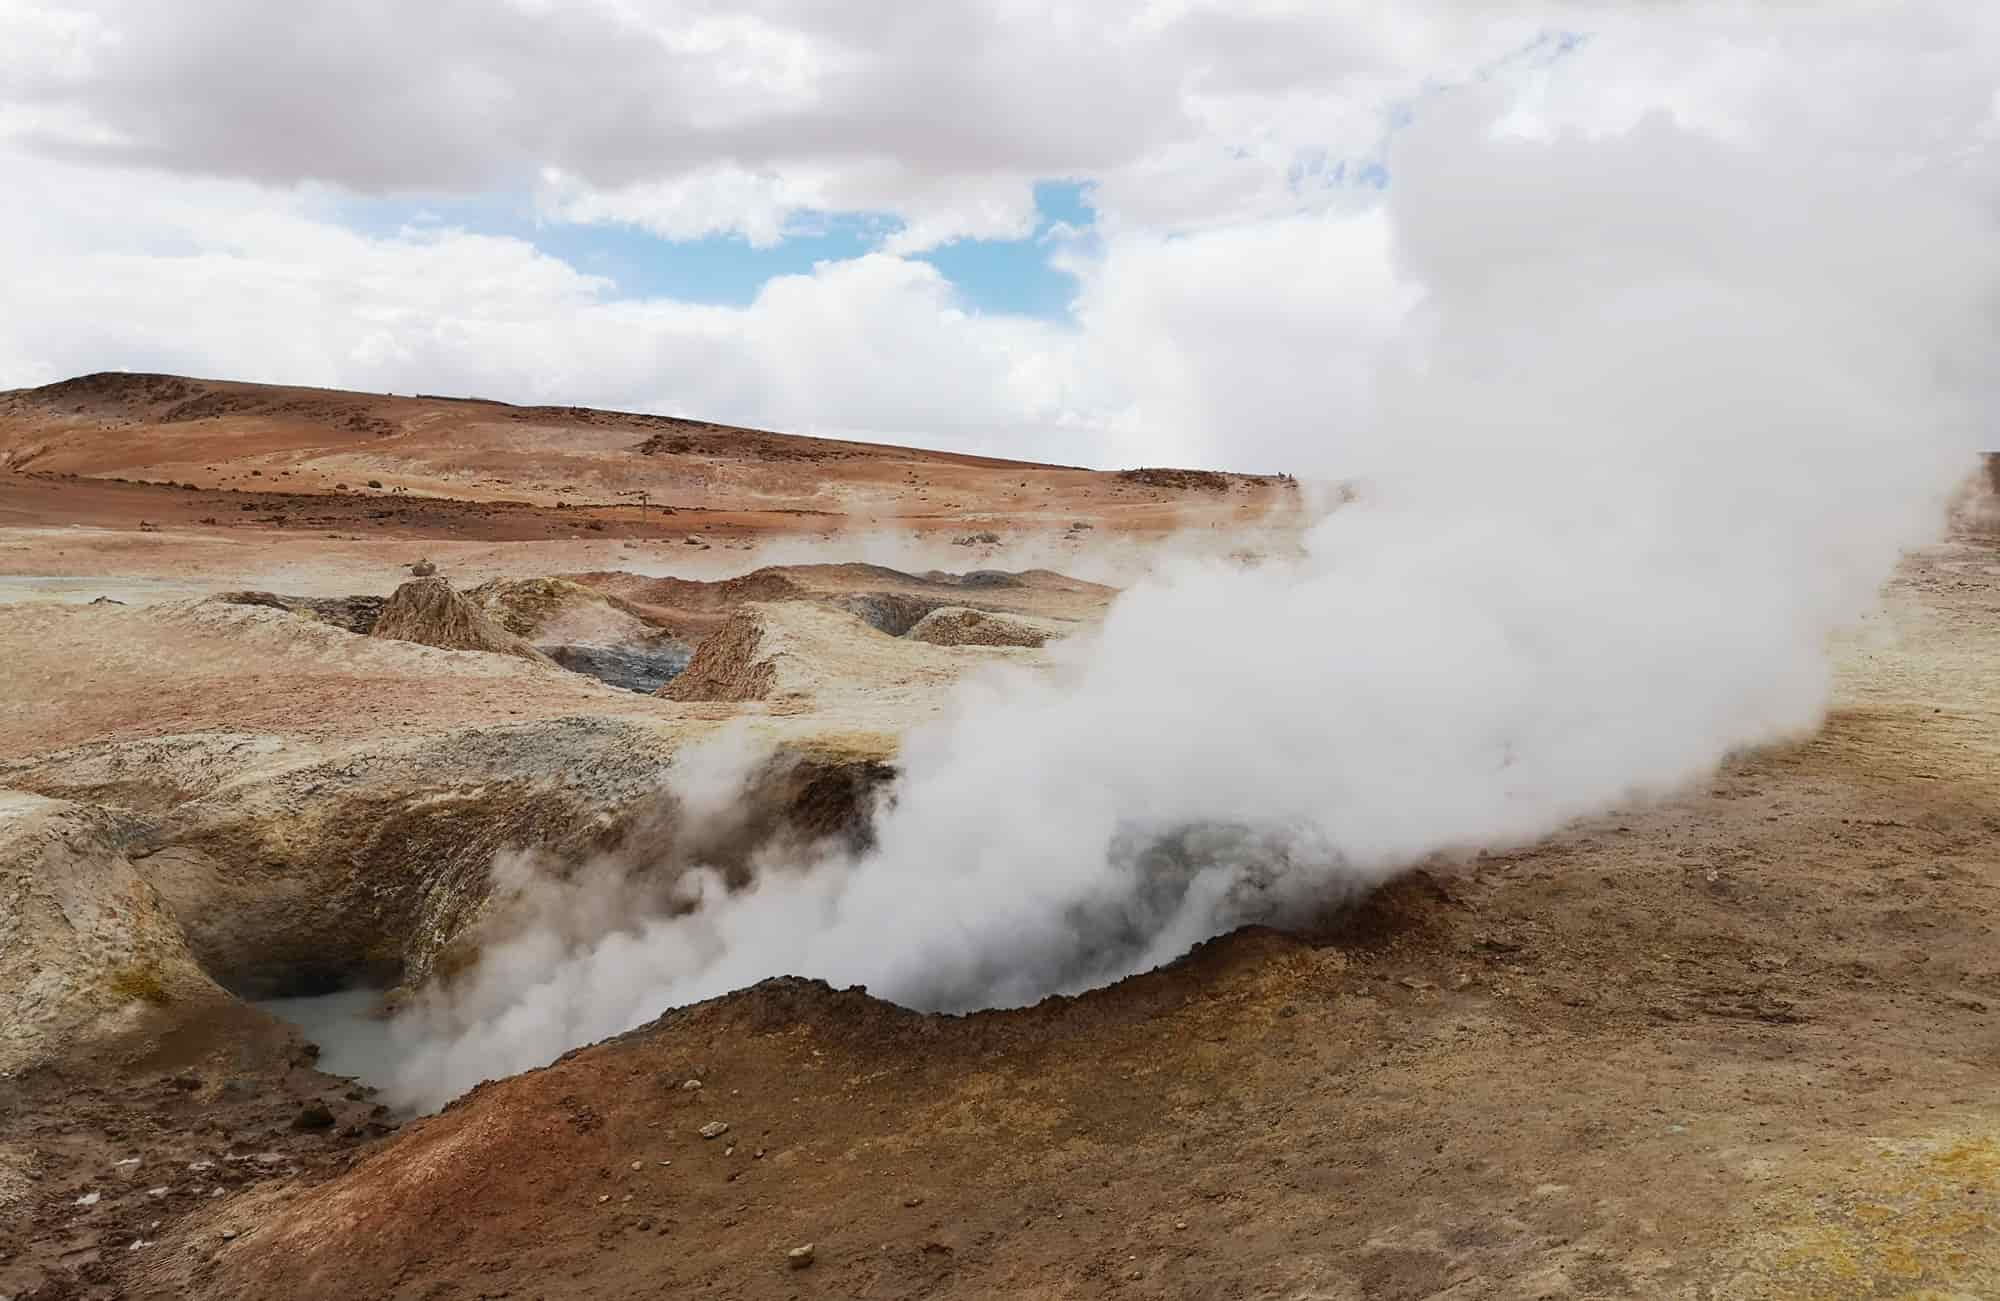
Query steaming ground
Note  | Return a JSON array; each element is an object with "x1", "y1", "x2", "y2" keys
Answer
[{"x1": 370, "y1": 96, "x2": 1990, "y2": 1111}]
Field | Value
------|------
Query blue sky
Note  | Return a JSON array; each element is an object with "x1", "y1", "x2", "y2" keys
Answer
[{"x1": 330, "y1": 179, "x2": 1096, "y2": 320}]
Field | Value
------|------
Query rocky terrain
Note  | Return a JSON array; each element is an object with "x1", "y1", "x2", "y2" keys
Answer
[{"x1": 1, "y1": 374, "x2": 1997, "y2": 1299}]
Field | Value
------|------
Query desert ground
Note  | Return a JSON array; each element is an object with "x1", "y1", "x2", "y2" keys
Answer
[{"x1": 2, "y1": 374, "x2": 1997, "y2": 1300}]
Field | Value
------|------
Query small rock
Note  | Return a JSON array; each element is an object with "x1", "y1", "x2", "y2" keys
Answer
[
  {"x1": 597, "y1": 1194, "x2": 611, "y2": 1204},
  {"x1": 629, "y1": 1161, "x2": 643, "y2": 1172},
  {"x1": 410, "y1": 558, "x2": 437, "y2": 577},
  {"x1": 115, "y1": 1157, "x2": 141, "y2": 1168},
  {"x1": 293, "y1": 1103, "x2": 336, "y2": 1131},
  {"x1": 170, "y1": 1071, "x2": 202, "y2": 1091},
  {"x1": 699, "y1": 1121, "x2": 729, "y2": 1139},
  {"x1": 220, "y1": 1228, "x2": 238, "y2": 1241},
  {"x1": 1174, "y1": 1221, "x2": 1187, "y2": 1230},
  {"x1": 147, "y1": 1186, "x2": 169, "y2": 1198},
  {"x1": 75, "y1": 1191, "x2": 101, "y2": 1206},
  {"x1": 1398, "y1": 977, "x2": 1435, "y2": 991},
  {"x1": 724, "y1": 1146, "x2": 734, "y2": 1157},
  {"x1": 903, "y1": 1195, "x2": 924, "y2": 1208},
  {"x1": 1451, "y1": 972, "x2": 1475, "y2": 991},
  {"x1": 787, "y1": 1243, "x2": 815, "y2": 1269},
  {"x1": 681, "y1": 1079, "x2": 703, "y2": 1091}
]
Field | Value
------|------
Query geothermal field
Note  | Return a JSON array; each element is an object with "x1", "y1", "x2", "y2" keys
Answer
[{"x1": 1, "y1": 375, "x2": 1997, "y2": 1299}]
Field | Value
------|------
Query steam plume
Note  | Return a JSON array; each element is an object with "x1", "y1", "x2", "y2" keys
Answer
[{"x1": 382, "y1": 72, "x2": 1993, "y2": 1111}]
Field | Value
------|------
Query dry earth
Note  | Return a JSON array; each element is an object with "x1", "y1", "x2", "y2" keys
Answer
[{"x1": 1, "y1": 374, "x2": 1996, "y2": 1300}]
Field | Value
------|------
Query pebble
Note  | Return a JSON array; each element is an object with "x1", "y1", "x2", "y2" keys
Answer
[
  {"x1": 787, "y1": 1243, "x2": 815, "y2": 1269},
  {"x1": 699, "y1": 1121, "x2": 729, "y2": 1139},
  {"x1": 220, "y1": 1229, "x2": 238, "y2": 1241},
  {"x1": 724, "y1": 1146, "x2": 734, "y2": 1157},
  {"x1": 903, "y1": 1196, "x2": 924, "y2": 1208},
  {"x1": 114, "y1": 1157, "x2": 141, "y2": 1168},
  {"x1": 75, "y1": 1191, "x2": 100, "y2": 1206},
  {"x1": 597, "y1": 1194, "x2": 611, "y2": 1204},
  {"x1": 147, "y1": 1186, "x2": 169, "y2": 1198},
  {"x1": 629, "y1": 1161, "x2": 643, "y2": 1172},
  {"x1": 681, "y1": 1079, "x2": 702, "y2": 1091}
]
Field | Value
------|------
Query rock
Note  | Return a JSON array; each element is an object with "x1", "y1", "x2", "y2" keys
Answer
[
  {"x1": 698, "y1": 1121, "x2": 729, "y2": 1139},
  {"x1": 170, "y1": 1070, "x2": 202, "y2": 1091},
  {"x1": 220, "y1": 1229, "x2": 238, "y2": 1241},
  {"x1": 75, "y1": 1190, "x2": 100, "y2": 1206},
  {"x1": 292, "y1": 1103, "x2": 336, "y2": 1131},
  {"x1": 903, "y1": 1195, "x2": 924, "y2": 1208},
  {"x1": 680, "y1": 1079, "x2": 703, "y2": 1091},
  {"x1": 787, "y1": 1243, "x2": 815, "y2": 1269},
  {"x1": 629, "y1": 1161, "x2": 643, "y2": 1172},
  {"x1": 410, "y1": 558, "x2": 437, "y2": 577}
]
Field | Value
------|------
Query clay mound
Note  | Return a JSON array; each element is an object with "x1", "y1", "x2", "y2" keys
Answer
[
  {"x1": 905, "y1": 606, "x2": 1058, "y2": 648},
  {"x1": 371, "y1": 578, "x2": 553, "y2": 665},
  {"x1": 659, "y1": 601, "x2": 1049, "y2": 707},
  {"x1": 466, "y1": 576, "x2": 672, "y2": 643},
  {"x1": 656, "y1": 607, "x2": 778, "y2": 702},
  {"x1": 212, "y1": 590, "x2": 386, "y2": 635}
]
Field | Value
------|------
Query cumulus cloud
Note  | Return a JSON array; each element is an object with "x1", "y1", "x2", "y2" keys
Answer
[{"x1": 2, "y1": 2, "x2": 1998, "y2": 468}]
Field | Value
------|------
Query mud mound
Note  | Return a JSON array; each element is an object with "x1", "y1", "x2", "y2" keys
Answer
[
  {"x1": 660, "y1": 601, "x2": 1050, "y2": 707},
  {"x1": 831, "y1": 590, "x2": 948, "y2": 636},
  {"x1": 905, "y1": 606, "x2": 1056, "y2": 648},
  {"x1": 212, "y1": 590, "x2": 386, "y2": 635},
  {"x1": 0, "y1": 792, "x2": 230, "y2": 1073},
  {"x1": 467, "y1": 576, "x2": 672, "y2": 641},
  {"x1": 656, "y1": 608, "x2": 778, "y2": 701},
  {"x1": 371, "y1": 577, "x2": 552, "y2": 664},
  {"x1": 565, "y1": 567, "x2": 810, "y2": 635}
]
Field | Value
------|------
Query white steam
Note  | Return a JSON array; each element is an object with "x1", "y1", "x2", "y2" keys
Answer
[{"x1": 380, "y1": 83, "x2": 1992, "y2": 1110}]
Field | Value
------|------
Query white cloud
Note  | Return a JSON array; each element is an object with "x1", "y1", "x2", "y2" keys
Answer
[{"x1": 1, "y1": 2, "x2": 1997, "y2": 470}]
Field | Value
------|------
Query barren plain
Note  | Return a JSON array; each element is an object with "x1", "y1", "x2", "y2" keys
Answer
[{"x1": 2, "y1": 374, "x2": 1997, "y2": 1300}]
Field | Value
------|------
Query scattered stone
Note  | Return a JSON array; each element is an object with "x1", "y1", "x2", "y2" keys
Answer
[
  {"x1": 629, "y1": 1161, "x2": 643, "y2": 1172},
  {"x1": 147, "y1": 1186, "x2": 169, "y2": 1198},
  {"x1": 1399, "y1": 977, "x2": 1436, "y2": 991},
  {"x1": 410, "y1": 558, "x2": 437, "y2": 577},
  {"x1": 170, "y1": 1070, "x2": 202, "y2": 1091},
  {"x1": 366, "y1": 479, "x2": 383, "y2": 488},
  {"x1": 597, "y1": 1194, "x2": 611, "y2": 1204},
  {"x1": 220, "y1": 1229, "x2": 238, "y2": 1241},
  {"x1": 787, "y1": 1243, "x2": 815, "y2": 1269},
  {"x1": 292, "y1": 1103, "x2": 336, "y2": 1131},
  {"x1": 724, "y1": 1146, "x2": 735, "y2": 1157},
  {"x1": 681, "y1": 1079, "x2": 703, "y2": 1091},
  {"x1": 903, "y1": 1196, "x2": 924, "y2": 1208},
  {"x1": 699, "y1": 1121, "x2": 729, "y2": 1139},
  {"x1": 115, "y1": 1157, "x2": 141, "y2": 1168},
  {"x1": 75, "y1": 1190, "x2": 100, "y2": 1206},
  {"x1": 1451, "y1": 973, "x2": 1475, "y2": 991}
]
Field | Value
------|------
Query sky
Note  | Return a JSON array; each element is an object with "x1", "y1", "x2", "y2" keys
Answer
[{"x1": 2, "y1": 1, "x2": 1997, "y2": 471}]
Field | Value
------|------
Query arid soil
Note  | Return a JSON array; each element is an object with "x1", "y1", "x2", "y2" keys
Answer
[{"x1": 2, "y1": 374, "x2": 1996, "y2": 1300}]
